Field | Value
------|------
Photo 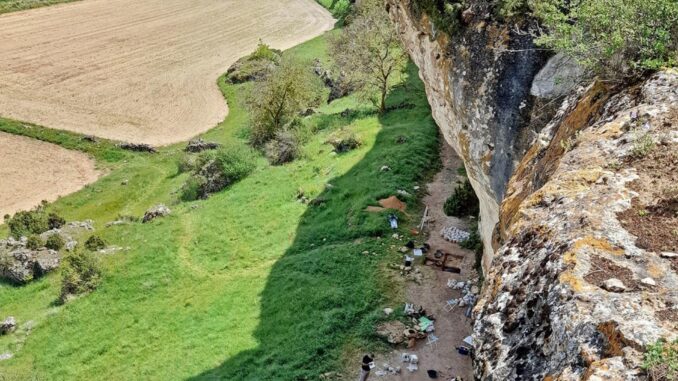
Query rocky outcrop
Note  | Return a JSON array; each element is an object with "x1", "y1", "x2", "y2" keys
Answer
[
  {"x1": 142, "y1": 204, "x2": 171, "y2": 223},
  {"x1": 386, "y1": 0, "x2": 554, "y2": 271},
  {"x1": 0, "y1": 245, "x2": 59, "y2": 284},
  {"x1": 474, "y1": 71, "x2": 678, "y2": 380},
  {"x1": 0, "y1": 220, "x2": 93, "y2": 283},
  {"x1": 386, "y1": 0, "x2": 677, "y2": 378}
]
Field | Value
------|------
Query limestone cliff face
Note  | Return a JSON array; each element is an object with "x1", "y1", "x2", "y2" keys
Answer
[
  {"x1": 386, "y1": 0, "x2": 552, "y2": 271},
  {"x1": 387, "y1": 0, "x2": 677, "y2": 379}
]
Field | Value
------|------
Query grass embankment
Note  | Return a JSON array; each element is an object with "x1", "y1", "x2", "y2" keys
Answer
[
  {"x1": 0, "y1": 0, "x2": 76, "y2": 14},
  {"x1": 0, "y1": 31, "x2": 439, "y2": 381}
]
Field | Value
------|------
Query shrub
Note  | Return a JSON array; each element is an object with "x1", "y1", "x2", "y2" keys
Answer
[
  {"x1": 443, "y1": 180, "x2": 480, "y2": 217},
  {"x1": 643, "y1": 339, "x2": 677, "y2": 381},
  {"x1": 59, "y1": 250, "x2": 102, "y2": 303},
  {"x1": 181, "y1": 145, "x2": 256, "y2": 200},
  {"x1": 631, "y1": 133, "x2": 655, "y2": 158},
  {"x1": 180, "y1": 175, "x2": 204, "y2": 202},
  {"x1": 45, "y1": 234, "x2": 65, "y2": 251},
  {"x1": 84, "y1": 235, "x2": 106, "y2": 251},
  {"x1": 326, "y1": 129, "x2": 361, "y2": 153},
  {"x1": 26, "y1": 235, "x2": 44, "y2": 250},
  {"x1": 264, "y1": 130, "x2": 301, "y2": 165},
  {"x1": 410, "y1": 0, "x2": 466, "y2": 35},
  {"x1": 5, "y1": 207, "x2": 49, "y2": 239},
  {"x1": 47, "y1": 212, "x2": 66, "y2": 230},
  {"x1": 248, "y1": 40, "x2": 280, "y2": 62},
  {"x1": 177, "y1": 154, "x2": 197, "y2": 174}
]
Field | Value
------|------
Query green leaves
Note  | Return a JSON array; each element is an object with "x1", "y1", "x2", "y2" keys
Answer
[{"x1": 511, "y1": 0, "x2": 678, "y2": 79}]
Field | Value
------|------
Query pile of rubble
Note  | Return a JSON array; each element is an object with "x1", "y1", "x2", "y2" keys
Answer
[
  {"x1": 117, "y1": 142, "x2": 157, "y2": 153},
  {"x1": 440, "y1": 226, "x2": 470, "y2": 243},
  {"x1": 184, "y1": 138, "x2": 220, "y2": 153},
  {"x1": 446, "y1": 279, "x2": 479, "y2": 317}
]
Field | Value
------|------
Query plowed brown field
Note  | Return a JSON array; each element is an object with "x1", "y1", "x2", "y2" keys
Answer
[
  {"x1": 0, "y1": 131, "x2": 100, "y2": 217},
  {"x1": 0, "y1": 0, "x2": 334, "y2": 145}
]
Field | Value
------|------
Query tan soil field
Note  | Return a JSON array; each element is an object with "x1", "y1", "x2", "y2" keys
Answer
[
  {"x1": 0, "y1": 131, "x2": 100, "y2": 218},
  {"x1": 0, "y1": 0, "x2": 334, "y2": 145}
]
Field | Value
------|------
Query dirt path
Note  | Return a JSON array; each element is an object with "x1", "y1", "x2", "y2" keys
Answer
[
  {"x1": 0, "y1": 131, "x2": 100, "y2": 218},
  {"x1": 371, "y1": 141, "x2": 476, "y2": 381},
  {"x1": 0, "y1": 0, "x2": 334, "y2": 145}
]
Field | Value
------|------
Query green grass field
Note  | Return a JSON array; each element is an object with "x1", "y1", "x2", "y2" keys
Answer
[{"x1": 0, "y1": 21, "x2": 440, "y2": 381}]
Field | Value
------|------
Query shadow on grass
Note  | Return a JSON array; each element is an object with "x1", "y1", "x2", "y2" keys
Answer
[{"x1": 186, "y1": 62, "x2": 440, "y2": 380}]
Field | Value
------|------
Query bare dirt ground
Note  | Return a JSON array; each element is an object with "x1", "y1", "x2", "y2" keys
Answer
[
  {"x1": 0, "y1": 131, "x2": 100, "y2": 217},
  {"x1": 0, "y1": 0, "x2": 334, "y2": 145},
  {"x1": 369, "y1": 141, "x2": 476, "y2": 381}
]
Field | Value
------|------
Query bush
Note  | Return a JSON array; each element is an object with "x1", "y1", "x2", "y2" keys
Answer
[
  {"x1": 410, "y1": 0, "x2": 466, "y2": 35},
  {"x1": 326, "y1": 129, "x2": 361, "y2": 153},
  {"x1": 249, "y1": 40, "x2": 281, "y2": 62},
  {"x1": 59, "y1": 250, "x2": 102, "y2": 303},
  {"x1": 631, "y1": 133, "x2": 655, "y2": 158},
  {"x1": 443, "y1": 180, "x2": 480, "y2": 217},
  {"x1": 264, "y1": 130, "x2": 301, "y2": 165},
  {"x1": 47, "y1": 212, "x2": 66, "y2": 230},
  {"x1": 45, "y1": 234, "x2": 65, "y2": 251},
  {"x1": 502, "y1": 0, "x2": 678, "y2": 79},
  {"x1": 180, "y1": 176, "x2": 201, "y2": 201},
  {"x1": 643, "y1": 339, "x2": 677, "y2": 381},
  {"x1": 177, "y1": 154, "x2": 197, "y2": 174},
  {"x1": 84, "y1": 235, "x2": 106, "y2": 251},
  {"x1": 26, "y1": 235, "x2": 44, "y2": 250},
  {"x1": 5, "y1": 206, "x2": 49, "y2": 239},
  {"x1": 181, "y1": 145, "x2": 256, "y2": 201}
]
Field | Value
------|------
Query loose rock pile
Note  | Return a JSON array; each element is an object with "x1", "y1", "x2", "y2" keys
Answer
[
  {"x1": 184, "y1": 138, "x2": 220, "y2": 153},
  {"x1": 440, "y1": 226, "x2": 470, "y2": 243},
  {"x1": 117, "y1": 142, "x2": 157, "y2": 153}
]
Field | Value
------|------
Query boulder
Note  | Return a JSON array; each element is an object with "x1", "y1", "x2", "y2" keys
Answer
[
  {"x1": 0, "y1": 248, "x2": 60, "y2": 284},
  {"x1": 640, "y1": 277, "x2": 656, "y2": 287},
  {"x1": 34, "y1": 249, "x2": 60, "y2": 275},
  {"x1": 1, "y1": 317, "x2": 16, "y2": 335},
  {"x1": 602, "y1": 278, "x2": 627, "y2": 293},
  {"x1": 185, "y1": 138, "x2": 220, "y2": 153},
  {"x1": 143, "y1": 204, "x2": 171, "y2": 223}
]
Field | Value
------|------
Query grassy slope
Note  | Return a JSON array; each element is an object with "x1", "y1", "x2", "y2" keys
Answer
[
  {"x1": 0, "y1": 30, "x2": 439, "y2": 381},
  {"x1": 0, "y1": 0, "x2": 76, "y2": 14}
]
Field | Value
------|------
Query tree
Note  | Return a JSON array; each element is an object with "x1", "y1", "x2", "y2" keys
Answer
[
  {"x1": 246, "y1": 58, "x2": 323, "y2": 147},
  {"x1": 330, "y1": 1, "x2": 408, "y2": 113},
  {"x1": 502, "y1": 0, "x2": 678, "y2": 80}
]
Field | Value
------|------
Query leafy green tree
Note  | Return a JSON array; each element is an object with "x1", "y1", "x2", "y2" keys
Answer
[
  {"x1": 246, "y1": 58, "x2": 323, "y2": 147},
  {"x1": 330, "y1": 0, "x2": 408, "y2": 113},
  {"x1": 502, "y1": 0, "x2": 678, "y2": 79}
]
